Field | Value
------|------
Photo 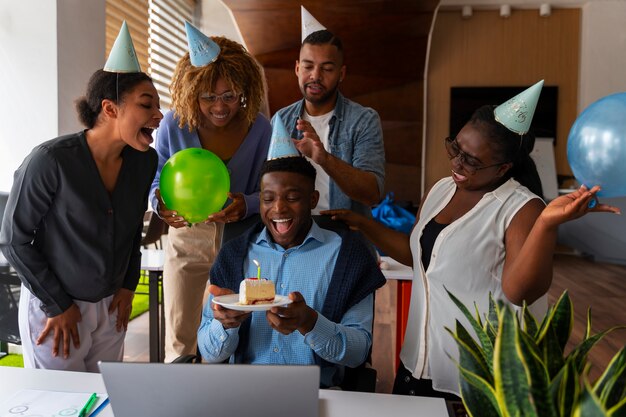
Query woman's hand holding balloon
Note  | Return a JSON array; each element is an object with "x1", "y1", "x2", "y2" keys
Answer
[
  {"x1": 206, "y1": 192, "x2": 246, "y2": 224},
  {"x1": 539, "y1": 185, "x2": 621, "y2": 229},
  {"x1": 156, "y1": 189, "x2": 188, "y2": 228}
]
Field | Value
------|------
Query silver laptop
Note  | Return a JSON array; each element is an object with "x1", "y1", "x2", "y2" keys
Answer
[{"x1": 99, "y1": 362, "x2": 320, "y2": 417}]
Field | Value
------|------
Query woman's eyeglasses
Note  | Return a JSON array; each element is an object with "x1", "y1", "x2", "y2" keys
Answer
[
  {"x1": 199, "y1": 91, "x2": 240, "y2": 105},
  {"x1": 444, "y1": 136, "x2": 506, "y2": 175}
]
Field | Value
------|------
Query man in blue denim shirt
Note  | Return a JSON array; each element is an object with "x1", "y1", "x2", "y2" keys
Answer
[{"x1": 272, "y1": 30, "x2": 385, "y2": 218}]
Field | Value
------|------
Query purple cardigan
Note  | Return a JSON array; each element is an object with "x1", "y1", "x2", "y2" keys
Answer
[{"x1": 149, "y1": 111, "x2": 271, "y2": 217}]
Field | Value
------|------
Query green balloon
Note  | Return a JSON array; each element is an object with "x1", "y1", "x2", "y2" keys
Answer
[{"x1": 159, "y1": 148, "x2": 230, "y2": 224}]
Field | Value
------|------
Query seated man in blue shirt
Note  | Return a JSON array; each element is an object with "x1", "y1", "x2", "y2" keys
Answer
[{"x1": 198, "y1": 156, "x2": 386, "y2": 387}]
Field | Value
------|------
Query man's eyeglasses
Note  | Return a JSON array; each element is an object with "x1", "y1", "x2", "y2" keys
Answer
[
  {"x1": 199, "y1": 91, "x2": 240, "y2": 105},
  {"x1": 444, "y1": 136, "x2": 506, "y2": 175}
]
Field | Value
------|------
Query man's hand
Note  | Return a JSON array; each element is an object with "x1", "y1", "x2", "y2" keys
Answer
[
  {"x1": 36, "y1": 303, "x2": 82, "y2": 359},
  {"x1": 266, "y1": 292, "x2": 318, "y2": 336},
  {"x1": 108, "y1": 288, "x2": 135, "y2": 331},
  {"x1": 209, "y1": 285, "x2": 251, "y2": 329},
  {"x1": 294, "y1": 119, "x2": 330, "y2": 166}
]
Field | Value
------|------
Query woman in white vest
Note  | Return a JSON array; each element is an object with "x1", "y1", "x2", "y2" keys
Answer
[{"x1": 323, "y1": 82, "x2": 620, "y2": 399}]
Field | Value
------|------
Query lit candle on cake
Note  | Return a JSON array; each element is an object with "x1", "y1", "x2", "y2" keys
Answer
[
  {"x1": 253, "y1": 259, "x2": 261, "y2": 279},
  {"x1": 239, "y1": 259, "x2": 275, "y2": 305}
]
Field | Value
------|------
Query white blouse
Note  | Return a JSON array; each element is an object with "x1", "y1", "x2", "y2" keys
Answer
[{"x1": 399, "y1": 177, "x2": 547, "y2": 395}]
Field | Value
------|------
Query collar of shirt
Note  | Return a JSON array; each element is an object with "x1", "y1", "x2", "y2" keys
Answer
[
  {"x1": 254, "y1": 220, "x2": 329, "y2": 252},
  {"x1": 294, "y1": 92, "x2": 346, "y2": 124}
]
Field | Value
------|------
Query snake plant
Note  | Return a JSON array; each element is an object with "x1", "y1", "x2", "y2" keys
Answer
[{"x1": 446, "y1": 290, "x2": 626, "y2": 417}]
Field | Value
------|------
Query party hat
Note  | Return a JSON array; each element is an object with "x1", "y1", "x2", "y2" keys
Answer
[
  {"x1": 268, "y1": 114, "x2": 300, "y2": 160},
  {"x1": 494, "y1": 80, "x2": 544, "y2": 135},
  {"x1": 185, "y1": 21, "x2": 221, "y2": 67},
  {"x1": 104, "y1": 21, "x2": 141, "y2": 73},
  {"x1": 301, "y1": 6, "x2": 326, "y2": 42}
]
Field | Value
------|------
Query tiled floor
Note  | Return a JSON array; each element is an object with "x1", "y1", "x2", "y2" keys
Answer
[{"x1": 124, "y1": 311, "x2": 150, "y2": 363}]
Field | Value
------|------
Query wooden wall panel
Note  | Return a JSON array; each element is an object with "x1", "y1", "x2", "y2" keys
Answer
[
  {"x1": 225, "y1": 0, "x2": 439, "y2": 206},
  {"x1": 425, "y1": 9, "x2": 581, "y2": 191}
]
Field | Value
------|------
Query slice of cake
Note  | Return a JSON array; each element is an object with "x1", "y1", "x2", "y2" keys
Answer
[{"x1": 239, "y1": 278, "x2": 276, "y2": 305}]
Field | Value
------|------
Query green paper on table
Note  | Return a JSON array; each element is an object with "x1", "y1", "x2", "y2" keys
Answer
[{"x1": 0, "y1": 389, "x2": 109, "y2": 417}]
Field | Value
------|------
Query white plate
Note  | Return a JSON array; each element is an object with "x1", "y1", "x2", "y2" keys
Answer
[{"x1": 212, "y1": 294, "x2": 292, "y2": 311}]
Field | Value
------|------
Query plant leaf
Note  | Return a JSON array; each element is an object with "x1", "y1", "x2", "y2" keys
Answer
[
  {"x1": 568, "y1": 326, "x2": 626, "y2": 373},
  {"x1": 536, "y1": 291, "x2": 572, "y2": 354},
  {"x1": 607, "y1": 396, "x2": 626, "y2": 417},
  {"x1": 494, "y1": 305, "x2": 537, "y2": 416},
  {"x1": 518, "y1": 331, "x2": 558, "y2": 417},
  {"x1": 573, "y1": 380, "x2": 608, "y2": 417},
  {"x1": 522, "y1": 301, "x2": 539, "y2": 338},
  {"x1": 446, "y1": 289, "x2": 495, "y2": 372},
  {"x1": 550, "y1": 358, "x2": 580, "y2": 417},
  {"x1": 538, "y1": 324, "x2": 566, "y2": 380},
  {"x1": 594, "y1": 346, "x2": 626, "y2": 409},
  {"x1": 447, "y1": 323, "x2": 493, "y2": 384},
  {"x1": 458, "y1": 367, "x2": 503, "y2": 417},
  {"x1": 488, "y1": 293, "x2": 500, "y2": 330},
  {"x1": 585, "y1": 308, "x2": 593, "y2": 340}
]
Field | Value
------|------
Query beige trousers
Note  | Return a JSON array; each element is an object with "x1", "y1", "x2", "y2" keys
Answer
[{"x1": 163, "y1": 222, "x2": 223, "y2": 362}]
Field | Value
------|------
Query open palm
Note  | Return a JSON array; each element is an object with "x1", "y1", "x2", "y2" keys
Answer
[{"x1": 540, "y1": 185, "x2": 621, "y2": 228}]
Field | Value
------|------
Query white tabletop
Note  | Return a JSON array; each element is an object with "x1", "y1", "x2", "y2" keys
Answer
[
  {"x1": 0, "y1": 367, "x2": 448, "y2": 417},
  {"x1": 140, "y1": 248, "x2": 165, "y2": 271},
  {"x1": 380, "y1": 256, "x2": 413, "y2": 281}
]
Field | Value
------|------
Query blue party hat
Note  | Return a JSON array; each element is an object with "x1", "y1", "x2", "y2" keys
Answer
[
  {"x1": 494, "y1": 80, "x2": 544, "y2": 135},
  {"x1": 184, "y1": 21, "x2": 220, "y2": 67},
  {"x1": 268, "y1": 114, "x2": 300, "y2": 160},
  {"x1": 301, "y1": 6, "x2": 326, "y2": 42},
  {"x1": 104, "y1": 21, "x2": 141, "y2": 73}
]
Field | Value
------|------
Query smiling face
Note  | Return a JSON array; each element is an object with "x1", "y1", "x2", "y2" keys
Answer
[
  {"x1": 260, "y1": 171, "x2": 319, "y2": 249},
  {"x1": 449, "y1": 123, "x2": 512, "y2": 192},
  {"x1": 296, "y1": 43, "x2": 345, "y2": 114},
  {"x1": 116, "y1": 80, "x2": 162, "y2": 151},
  {"x1": 197, "y1": 77, "x2": 241, "y2": 128}
]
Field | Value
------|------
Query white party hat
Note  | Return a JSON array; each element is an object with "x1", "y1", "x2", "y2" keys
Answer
[{"x1": 301, "y1": 6, "x2": 326, "y2": 42}]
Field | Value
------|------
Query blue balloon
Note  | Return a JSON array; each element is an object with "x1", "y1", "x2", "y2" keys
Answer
[{"x1": 567, "y1": 92, "x2": 626, "y2": 197}]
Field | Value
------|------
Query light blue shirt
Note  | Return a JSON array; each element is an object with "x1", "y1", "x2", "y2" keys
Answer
[
  {"x1": 198, "y1": 222, "x2": 373, "y2": 378},
  {"x1": 273, "y1": 92, "x2": 386, "y2": 218}
]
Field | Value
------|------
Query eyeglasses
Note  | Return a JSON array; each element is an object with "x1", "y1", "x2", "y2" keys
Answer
[
  {"x1": 444, "y1": 136, "x2": 506, "y2": 175},
  {"x1": 199, "y1": 91, "x2": 240, "y2": 105}
]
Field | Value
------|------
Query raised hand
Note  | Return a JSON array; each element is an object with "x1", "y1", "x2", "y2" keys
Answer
[
  {"x1": 294, "y1": 119, "x2": 329, "y2": 165},
  {"x1": 539, "y1": 185, "x2": 621, "y2": 229}
]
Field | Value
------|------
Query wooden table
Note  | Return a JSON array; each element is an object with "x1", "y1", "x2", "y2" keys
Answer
[
  {"x1": 140, "y1": 249, "x2": 165, "y2": 363},
  {"x1": 380, "y1": 256, "x2": 413, "y2": 369}
]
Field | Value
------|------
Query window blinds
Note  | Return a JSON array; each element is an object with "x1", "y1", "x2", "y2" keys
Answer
[
  {"x1": 106, "y1": 0, "x2": 195, "y2": 110},
  {"x1": 149, "y1": 0, "x2": 195, "y2": 110}
]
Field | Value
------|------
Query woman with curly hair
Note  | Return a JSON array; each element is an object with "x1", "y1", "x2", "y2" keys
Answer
[{"x1": 149, "y1": 26, "x2": 271, "y2": 361}]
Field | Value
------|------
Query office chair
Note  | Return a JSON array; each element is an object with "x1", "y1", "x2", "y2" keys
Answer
[
  {"x1": 172, "y1": 215, "x2": 378, "y2": 392},
  {"x1": 141, "y1": 210, "x2": 169, "y2": 249},
  {"x1": 0, "y1": 272, "x2": 21, "y2": 357},
  {"x1": 0, "y1": 191, "x2": 22, "y2": 357}
]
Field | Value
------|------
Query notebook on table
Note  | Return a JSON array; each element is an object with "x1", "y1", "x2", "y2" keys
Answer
[{"x1": 98, "y1": 362, "x2": 320, "y2": 417}]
